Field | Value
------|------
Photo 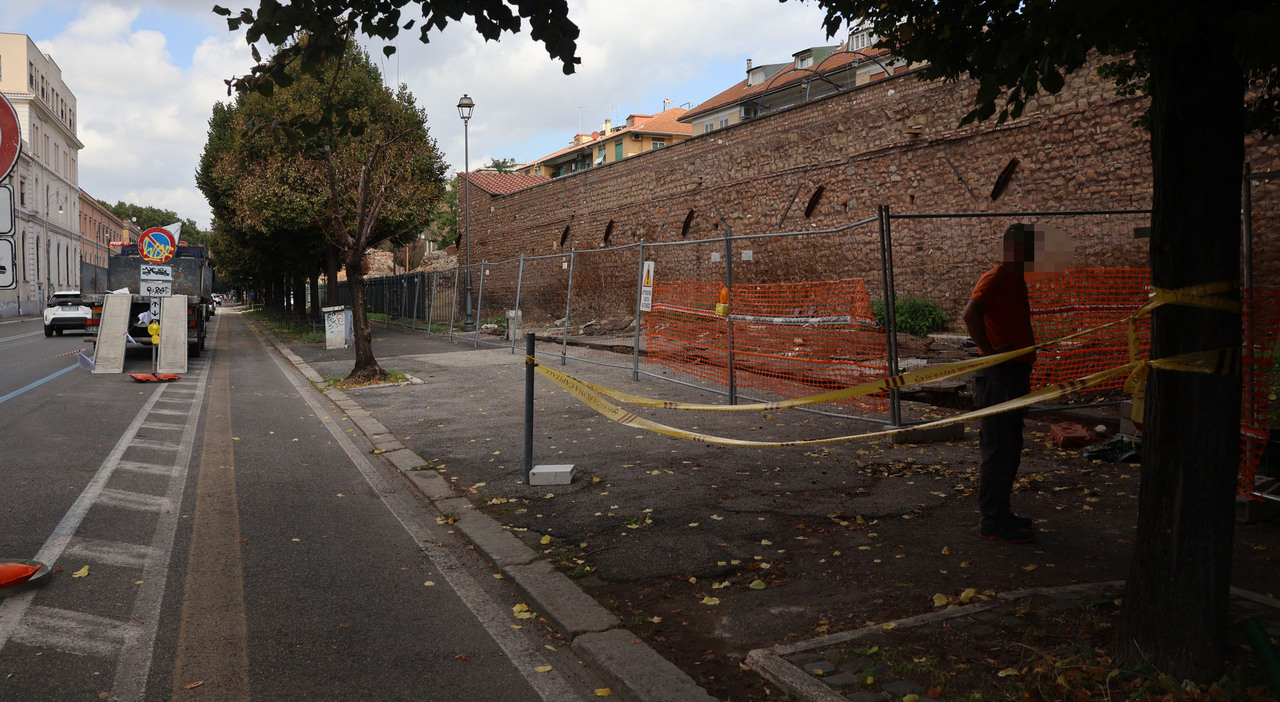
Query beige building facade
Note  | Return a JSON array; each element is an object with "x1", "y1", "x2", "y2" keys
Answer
[
  {"x1": 79, "y1": 191, "x2": 119, "y2": 269},
  {"x1": 0, "y1": 32, "x2": 83, "y2": 316}
]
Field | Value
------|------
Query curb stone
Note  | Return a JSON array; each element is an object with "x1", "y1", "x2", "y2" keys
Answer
[{"x1": 249, "y1": 318, "x2": 718, "y2": 702}]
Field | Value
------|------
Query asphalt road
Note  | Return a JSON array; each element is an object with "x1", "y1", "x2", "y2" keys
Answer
[{"x1": 0, "y1": 311, "x2": 602, "y2": 701}]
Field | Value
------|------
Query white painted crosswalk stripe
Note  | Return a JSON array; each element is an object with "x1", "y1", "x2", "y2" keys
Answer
[
  {"x1": 64, "y1": 538, "x2": 155, "y2": 569},
  {"x1": 115, "y1": 460, "x2": 174, "y2": 476},
  {"x1": 96, "y1": 489, "x2": 168, "y2": 512},
  {"x1": 12, "y1": 606, "x2": 141, "y2": 659}
]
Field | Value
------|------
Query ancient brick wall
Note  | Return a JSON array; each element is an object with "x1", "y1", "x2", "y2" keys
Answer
[{"x1": 461, "y1": 56, "x2": 1280, "y2": 327}]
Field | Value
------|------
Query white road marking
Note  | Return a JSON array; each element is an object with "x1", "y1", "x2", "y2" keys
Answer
[
  {"x1": 126, "y1": 439, "x2": 181, "y2": 451},
  {"x1": 12, "y1": 606, "x2": 141, "y2": 658},
  {"x1": 64, "y1": 538, "x2": 156, "y2": 569},
  {"x1": 95, "y1": 489, "x2": 169, "y2": 512},
  {"x1": 0, "y1": 317, "x2": 218, "y2": 702}
]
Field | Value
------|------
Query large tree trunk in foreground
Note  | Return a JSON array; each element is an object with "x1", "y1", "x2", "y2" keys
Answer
[
  {"x1": 343, "y1": 256, "x2": 385, "y2": 383},
  {"x1": 1116, "y1": 31, "x2": 1244, "y2": 681}
]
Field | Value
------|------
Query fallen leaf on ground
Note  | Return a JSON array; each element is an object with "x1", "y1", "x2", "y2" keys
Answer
[
  {"x1": 455, "y1": 654, "x2": 470, "y2": 661},
  {"x1": 748, "y1": 579, "x2": 767, "y2": 590},
  {"x1": 534, "y1": 665, "x2": 552, "y2": 673},
  {"x1": 997, "y1": 667, "x2": 1020, "y2": 677},
  {"x1": 932, "y1": 593, "x2": 948, "y2": 607},
  {"x1": 72, "y1": 566, "x2": 89, "y2": 578},
  {"x1": 424, "y1": 581, "x2": 435, "y2": 587},
  {"x1": 594, "y1": 689, "x2": 613, "y2": 697},
  {"x1": 540, "y1": 535, "x2": 551, "y2": 545},
  {"x1": 700, "y1": 596, "x2": 720, "y2": 605},
  {"x1": 183, "y1": 681, "x2": 204, "y2": 690}
]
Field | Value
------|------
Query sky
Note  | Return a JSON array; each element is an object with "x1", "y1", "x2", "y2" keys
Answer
[{"x1": 2, "y1": 0, "x2": 844, "y2": 230}]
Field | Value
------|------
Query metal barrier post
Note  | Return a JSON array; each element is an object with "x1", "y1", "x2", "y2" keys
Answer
[
  {"x1": 877, "y1": 205, "x2": 904, "y2": 426},
  {"x1": 524, "y1": 332, "x2": 535, "y2": 485},
  {"x1": 724, "y1": 225, "x2": 736, "y2": 405},
  {"x1": 473, "y1": 260, "x2": 486, "y2": 348},
  {"x1": 512, "y1": 254, "x2": 525, "y2": 354},
  {"x1": 632, "y1": 240, "x2": 645, "y2": 381},
  {"x1": 410, "y1": 272, "x2": 420, "y2": 333},
  {"x1": 448, "y1": 266, "x2": 458, "y2": 342},
  {"x1": 562, "y1": 249, "x2": 575, "y2": 365},
  {"x1": 426, "y1": 272, "x2": 436, "y2": 336}
]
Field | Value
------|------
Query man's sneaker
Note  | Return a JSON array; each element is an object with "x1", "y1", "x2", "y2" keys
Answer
[{"x1": 979, "y1": 522, "x2": 1035, "y2": 543}]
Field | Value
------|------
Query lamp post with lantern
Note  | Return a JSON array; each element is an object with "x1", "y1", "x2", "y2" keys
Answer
[{"x1": 457, "y1": 94, "x2": 476, "y2": 332}]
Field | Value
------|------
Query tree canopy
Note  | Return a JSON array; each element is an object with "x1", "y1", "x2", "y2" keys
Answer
[
  {"x1": 806, "y1": 0, "x2": 1278, "y2": 682},
  {"x1": 102, "y1": 201, "x2": 205, "y2": 247},
  {"x1": 213, "y1": 0, "x2": 580, "y2": 99}
]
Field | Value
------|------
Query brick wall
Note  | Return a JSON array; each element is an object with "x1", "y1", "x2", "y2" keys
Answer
[{"x1": 460, "y1": 56, "x2": 1280, "y2": 326}]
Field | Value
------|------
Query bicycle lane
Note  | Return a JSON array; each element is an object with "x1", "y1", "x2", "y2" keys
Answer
[{"x1": 157, "y1": 310, "x2": 597, "y2": 701}]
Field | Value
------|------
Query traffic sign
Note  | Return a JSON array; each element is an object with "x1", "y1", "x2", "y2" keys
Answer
[
  {"x1": 0, "y1": 185, "x2": 12, "y2": 235},
  {"x1": 0, "y1": 93, "x2": 20, "y2": 181},
  {"x1": 0, "y1": 238, "x2": 14, "y2": 290},
  {"x1": 640, "y1": 261, "x2": 655, "y2": 312},
  {"x1": 141, "y1": 264, "x2": 172, "y2": 281},
  {"x1": 138, "y1": 227, "x2": 177, "y2": 264}
]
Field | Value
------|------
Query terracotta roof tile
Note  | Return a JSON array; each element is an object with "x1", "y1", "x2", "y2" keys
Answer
[
  {"x1": 524, "y1": 108, "x2": 692, "y2": 167},
  {"x1": 461, "y1": 172, "x2": 551, "y2": 195}
]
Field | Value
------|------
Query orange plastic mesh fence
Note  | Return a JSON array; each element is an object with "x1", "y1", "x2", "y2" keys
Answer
[
  {"x1": 644, "y1": 279, "x2": 888, "y2": 412},
  {"x1": 1027, "y1": 267, "x2": 1152, "y2": 390},
  {"x1": 1241, "y1": 286, "x2": 1280, "y2": 499}
]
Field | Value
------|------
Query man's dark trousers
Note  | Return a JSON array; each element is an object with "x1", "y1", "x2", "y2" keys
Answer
[{"x1": 974, "y1": 361, "x2": 1032, "y2": 524}]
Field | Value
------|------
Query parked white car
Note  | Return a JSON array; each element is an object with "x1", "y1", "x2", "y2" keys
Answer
[{"x1": 43, "y1": 291, "x2": 91, "y2": 337}]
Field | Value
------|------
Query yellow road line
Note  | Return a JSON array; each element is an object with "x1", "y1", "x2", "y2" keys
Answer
[{"x1": 170, "y1": 328, "x2": 250, "y2": 700}]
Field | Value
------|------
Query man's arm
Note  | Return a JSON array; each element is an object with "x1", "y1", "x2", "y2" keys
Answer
[{"x1": 962, "y1": 298, "x2": 996, "y2": 355}]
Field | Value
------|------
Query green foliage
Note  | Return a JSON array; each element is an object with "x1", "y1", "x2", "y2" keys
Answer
[
  {"x1": 871, "y1": 297, "x2": 946, "y2": 337},
  {"x1": 214, "y1": 0, "x2": 582, "y2": 102},
  {"x1": 485, "y1": 157, "x2": 517, "y2": 173},
  {"x1": 807, "y1": 1, "x2": 1280, "y2": 135},
  {"x1": 102, "y1": 201, "x2": 205, "y2": 247}
]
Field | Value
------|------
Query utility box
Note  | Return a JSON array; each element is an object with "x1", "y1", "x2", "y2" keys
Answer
[{"x1": 323, "y1": 306, "x2": 353, "y2": 349}]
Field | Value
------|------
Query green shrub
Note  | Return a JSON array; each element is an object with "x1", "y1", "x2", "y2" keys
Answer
[{"x1": 871, "y1": 297, "x2": 947, "y2": 337}]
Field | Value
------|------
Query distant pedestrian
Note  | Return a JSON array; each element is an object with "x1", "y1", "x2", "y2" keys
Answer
[{"x1": 962, "y1": 224, "x2": 1038, "y2": 543}]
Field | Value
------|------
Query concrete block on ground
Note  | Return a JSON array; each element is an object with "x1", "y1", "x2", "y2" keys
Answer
[
  {"x1": 529, "y1": 464, "x2": 575, "y2": 485},
  {"x1": 403, "y1": 469, "x2": 454, "y2": 499},
  {"x1": 452, "y1": 508, "x2": 538, "y2": 569},
  {"x1": 573, "y1": 629, "x2": 719, "y2": 702},
  {"x1": 384, "y1": 449, "x2": 427, "y2": 472},
  {"x1": 892, "y1": 422, "x2": 965, "y2": 445},
  {"x1": 505, "y1": 560, "x2": 617, "y2": 639}
]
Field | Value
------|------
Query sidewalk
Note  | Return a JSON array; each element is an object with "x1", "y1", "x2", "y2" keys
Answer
[{"x1": 252, "y1": 313, "x2": 1280, "y2": 702}]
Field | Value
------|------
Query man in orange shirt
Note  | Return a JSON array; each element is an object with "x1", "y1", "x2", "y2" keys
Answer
[{"x1": 962, "y1": 224, "x2": 1037, "y2": 543}]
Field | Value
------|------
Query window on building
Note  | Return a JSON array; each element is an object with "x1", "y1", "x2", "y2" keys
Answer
[
  {"x1": 703, "y1": 123, "x2": 713, "y2": 134},
  {"x1": 850, "y1": 29, "x2": 876, "y2": 51},
  {"x1": 795, "y1": 51, "x2": 814, "y2": 69},
  {"x1": 615, "y1": 140, "x2": 623, "y2": 161},
  {"x1": 651, "y1": 139, "x2": 666, "y2": 150},
  {"x1": 19, "y1": 179, "x2": 25, "y2": 207},
  {"x1": 719, "y1": 118, "x2": 729, "y2": 129}
]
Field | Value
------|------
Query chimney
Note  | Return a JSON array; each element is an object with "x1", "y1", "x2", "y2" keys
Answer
[
  {"x1": 746, "y1": 58, "x2": 753, "y2": 71},
  {"x1": 604, "y1": 118, "x2": 611, "y2": 133}
]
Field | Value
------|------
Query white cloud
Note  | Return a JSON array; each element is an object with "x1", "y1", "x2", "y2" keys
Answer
[
  {"x1": 15, "y1": 0, "x2": 843, "y2": 229},
  {"x1": 38, "y1": 2, "x2": 251, "y2": 228}
]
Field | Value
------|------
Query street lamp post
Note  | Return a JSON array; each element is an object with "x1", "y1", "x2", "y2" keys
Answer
[
  {"x1": 458, "y1": 94, "x2": 476, "y2": 332},
  {"x1": 43, "y1": 191, "x2": 64, "y2": 301}
]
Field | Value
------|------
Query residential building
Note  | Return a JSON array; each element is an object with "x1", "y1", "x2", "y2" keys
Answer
[
  {"x1": 519, "y1": 108, "x2": 692, "y2": 179},
  {"x1": 0, "y1": 33, "x2": 83, "y2": 316},
  {"x1": 679, "y1": 27, "x2": 908, "y2": 134},
  {"x1": 79, "y1": 191, "x2": 119, "y2": 269}
]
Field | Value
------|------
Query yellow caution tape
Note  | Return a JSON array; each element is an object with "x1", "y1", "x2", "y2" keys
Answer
[
  {"x1": 1143, "y1": 282, "x2": 1240, "y2": 314},
  {"x1": 535, "y1": 361, "x2": 1136, "y2": 447}
]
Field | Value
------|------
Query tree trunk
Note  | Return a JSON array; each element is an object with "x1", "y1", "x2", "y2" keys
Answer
[
  {"x1": 309, "y1": 257, "x2": 322, "y2": 321},
  {"x1": 344, "y1": 254, "x2": 385, "y2": 383},
  {"x1": 325, "y1": 245, "x2": 341, "y2": 307},
  {"x1": 292, "y1": 275, "x2": 307, "y2": 319},
  {"x1": 1116, "y1": 32, "x2": 1244, "y2": 681}
]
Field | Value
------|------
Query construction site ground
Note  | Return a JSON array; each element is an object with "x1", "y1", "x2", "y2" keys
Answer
[{"x1": 270, "y1": 316, "x2": 1280, "y2": 701}]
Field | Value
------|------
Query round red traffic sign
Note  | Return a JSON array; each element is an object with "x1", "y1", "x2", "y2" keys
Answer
[
  {"x1": 0, "y1": 93, "x2": 21, "y2": 181},
  {"x1": 139, "y1": 227, "x2": 177, "y2": 264}
]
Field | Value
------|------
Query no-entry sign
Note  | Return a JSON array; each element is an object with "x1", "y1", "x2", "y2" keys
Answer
[
  {"x1": 0, "y1": 93, "x2": 20, "y2": 181},
  {"x1": 138, "y1": 227, "x2": 177, "y2": 264}
]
